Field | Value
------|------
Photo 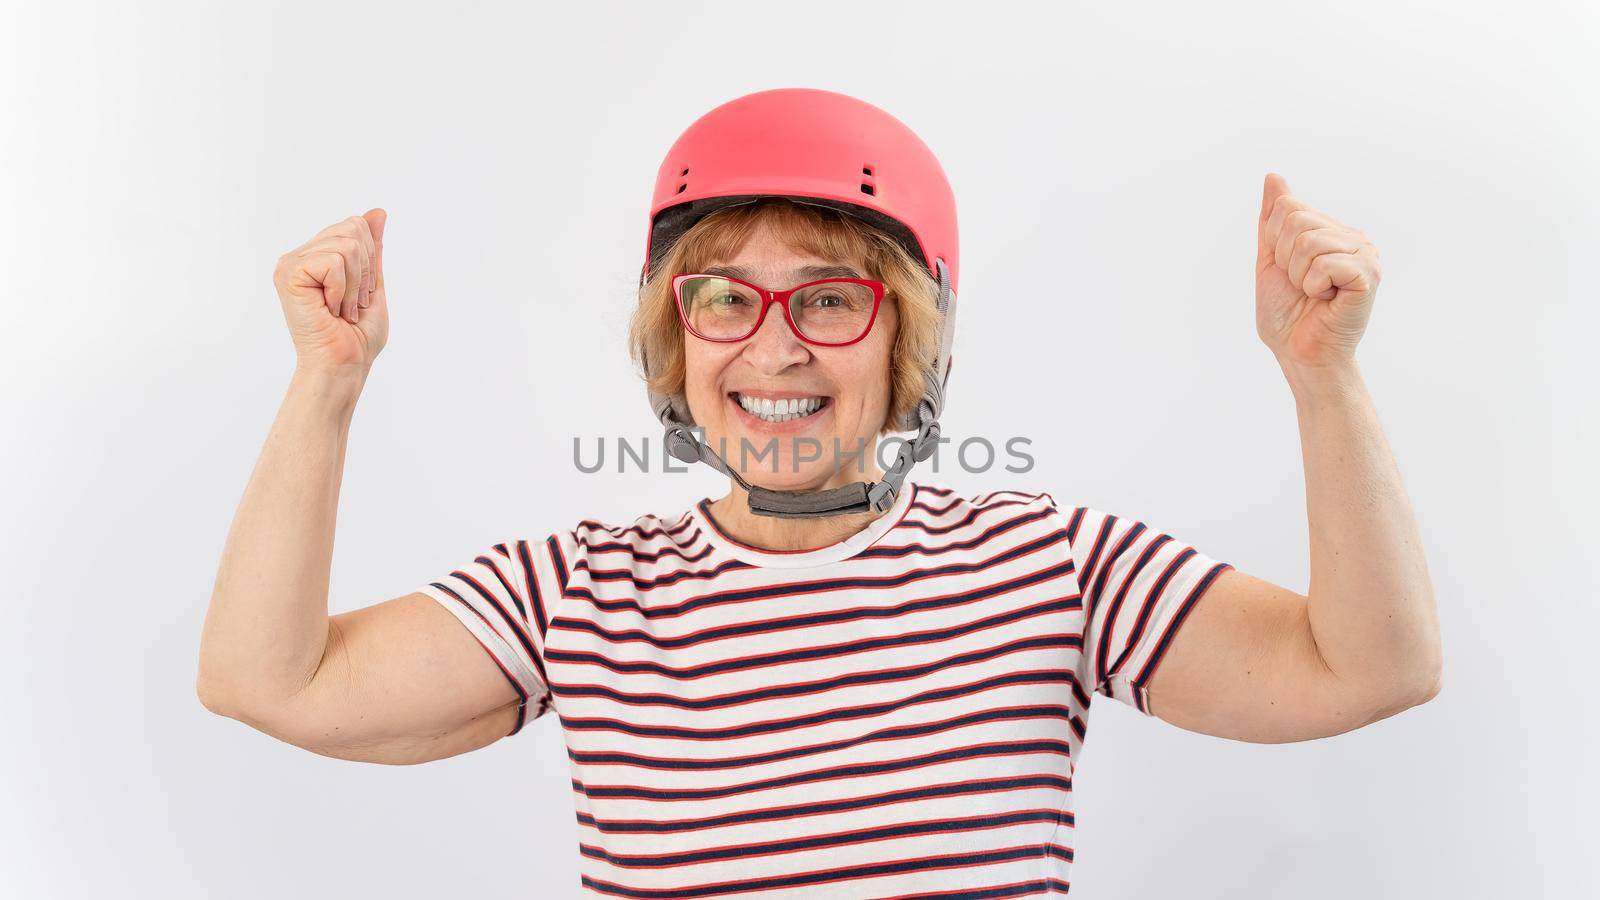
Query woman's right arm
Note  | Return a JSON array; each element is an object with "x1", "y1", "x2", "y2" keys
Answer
[{"x1": 196, "y1": 210, "x2": 523, "y2": 764}]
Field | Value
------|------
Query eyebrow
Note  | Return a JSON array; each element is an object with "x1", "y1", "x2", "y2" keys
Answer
[{"x1": 703, "y1": 264, "x2": 863, "y2": 282}]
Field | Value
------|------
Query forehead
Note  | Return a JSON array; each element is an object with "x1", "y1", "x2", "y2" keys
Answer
[
  {"x1": 705, "y1": 217, "x2": 865, "y2": 282},
  {"x1": 702, "y1": 263, "x2": 864, "y2": 285}
]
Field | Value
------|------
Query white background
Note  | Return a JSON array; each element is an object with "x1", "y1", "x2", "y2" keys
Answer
[{"x1": 2, "y1": 1, "x2": 1595, "y2": 897}]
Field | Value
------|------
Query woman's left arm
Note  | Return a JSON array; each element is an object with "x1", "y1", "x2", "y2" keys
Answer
[{"x1": 1144, "y1": 173, "x2": 1442, "y2": 742}]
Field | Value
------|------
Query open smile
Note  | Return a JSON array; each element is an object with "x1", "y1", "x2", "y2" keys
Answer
[{"x1": 728, "y1": 392, "x2": 831, "y2": 425}]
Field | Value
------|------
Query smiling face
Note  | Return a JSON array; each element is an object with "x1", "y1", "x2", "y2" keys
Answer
[{"x1": 682, "y1": 218, "x2": 897, "y2": 492}]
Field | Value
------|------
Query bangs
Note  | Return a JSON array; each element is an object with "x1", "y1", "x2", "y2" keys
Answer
[{"x1": 669, "y1": 198, "x2": 883, "y2": 281}]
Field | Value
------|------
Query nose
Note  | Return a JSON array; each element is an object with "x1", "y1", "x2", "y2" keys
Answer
[{"x1": 742, "y1": 300, "x2": 812, "y2": 375}]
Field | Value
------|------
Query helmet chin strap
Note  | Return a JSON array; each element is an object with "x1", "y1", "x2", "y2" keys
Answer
[
  {"x1": 652, "y1": 258, "x2": 955, "y2": 519},
  {"x1": 661, "y1": 406, "x2": 941, "y2": 518}
]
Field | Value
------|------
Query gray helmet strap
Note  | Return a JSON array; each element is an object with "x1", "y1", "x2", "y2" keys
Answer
[
  {"x1": 660, "y1": 403, "x2": 941, "y2": 518},
  {"x1": 652, "y1": 258, "x2": 955, "y2": 520}
]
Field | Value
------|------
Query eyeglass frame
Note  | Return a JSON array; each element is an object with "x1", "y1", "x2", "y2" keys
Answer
[{"x1": 671, "y1": 272, "x2": 887, "y2": 348}]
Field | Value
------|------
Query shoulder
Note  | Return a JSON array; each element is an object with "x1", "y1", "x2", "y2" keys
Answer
[
  {"x1": 900, "y1": 484, "x2": 1117, "y2": 548},
  {"x1": 497, "y1": 508, "x2": 705, "y2": 595},
  {"x1": 564, "y1": 506, "x2": 704, "y2": 565},
  {"x1": 886, "y1": 483, "x2": 1068, "y2": 541},
  {"x1": 907, "y1": 483, "x2": 1062, "y2": 518}
]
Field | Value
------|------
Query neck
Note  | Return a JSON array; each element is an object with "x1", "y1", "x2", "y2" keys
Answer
[{"x1": 708, "y1": 466, "x2": 891, "y2": 552}]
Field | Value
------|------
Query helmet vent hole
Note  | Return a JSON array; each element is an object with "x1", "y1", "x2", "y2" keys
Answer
[
  {"x1": 676, "y1": 183, "x2": 687, "y2": 194},
  {"x1": 862, "y1": 166, "x2": 873, "y2": 176},
  {"x1": 680, "y1": 167, "x2": 690, "y2": 176},
  {"x1": 859, "y1": 182, "x2": 875, "y2": 196}
]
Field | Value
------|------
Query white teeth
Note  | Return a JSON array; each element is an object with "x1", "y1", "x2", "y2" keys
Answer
[{"x1": 735, "y1": 394, "x2": 825, "y2": 423}]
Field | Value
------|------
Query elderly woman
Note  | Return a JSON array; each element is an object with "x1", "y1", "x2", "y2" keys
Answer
[{"x1": 198, "y1": 89, "x2": 1441, "y2": 897}]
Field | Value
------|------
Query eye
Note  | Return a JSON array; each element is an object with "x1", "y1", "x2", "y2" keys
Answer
[
  {"x1": 701, "y1": 289, "x2": 747, "y2": 307},
  {"x1": 802, "y1": 289, "x2": 859, "y2": 309}
]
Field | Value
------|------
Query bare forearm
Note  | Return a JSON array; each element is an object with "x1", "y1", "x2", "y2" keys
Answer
[
  {"x1": 1283, "y1": 358, "x2": 1441, "y2": 705},
  {"x1": 198, "y1": 366, "x2": 365, "y2": 711}
]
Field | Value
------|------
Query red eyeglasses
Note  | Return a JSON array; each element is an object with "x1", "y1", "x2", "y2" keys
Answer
[{"x1": 672, "y1": 273, "x2": 885, "y2": 347}]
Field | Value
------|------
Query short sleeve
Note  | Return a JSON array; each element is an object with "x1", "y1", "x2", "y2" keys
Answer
[
  {"x1": 416, "y1": 536, "x2": 566, "y2": 735},
  {"x1": 1067, "y1": 506, "x2": 1234, "y2": 716}
]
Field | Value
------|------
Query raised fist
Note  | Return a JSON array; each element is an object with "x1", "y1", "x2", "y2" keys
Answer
[
  {"x1": 1255, "y1": 175, "x2": 1381, "y2": 370},
  {"x1": 273, "y1": 209, "x2": 389, "y2": 374}
]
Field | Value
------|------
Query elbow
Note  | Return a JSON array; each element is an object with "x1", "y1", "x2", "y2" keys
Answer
[
  {"x1": 1391, "y1": 672, "x2": 1441, "y2": 720},
  {"x1": 196, "y1": 639, "x2": 235, "y2": 716},
  {"x1": 1408, "y1": 634, "x2": 1445, "y2": 707},
  {"x1": 1383, "y1": 630, "x2": 1444, "y2": 713},
  {"x1": 196, "y1": 662, "x2": 254, "y2": 720},
  {"x1": 1366, "y1": 664, "x2": 1442, "y2": 723},
  {"x1": 1411, "y1": 667, "x2": 1442, "y2": 706},
  {"x1": 196, "y1": 673, "x2": 236, "y2": 718}
]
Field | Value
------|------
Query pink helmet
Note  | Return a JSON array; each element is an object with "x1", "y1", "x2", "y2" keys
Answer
[
  {"x1": 642, "y1": 88, "x2": 959, "y2": 517},
  {"x1": 642, "y1": 87, "x2": 959, "y2": 297}
]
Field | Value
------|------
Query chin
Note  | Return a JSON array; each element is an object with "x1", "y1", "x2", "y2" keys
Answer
[
  {"x1": 743, "y1": 462, "x2": 848, "y2": 493},
  {"x1": 706, "y1": 430, "x2": 837, "y2": 491}
]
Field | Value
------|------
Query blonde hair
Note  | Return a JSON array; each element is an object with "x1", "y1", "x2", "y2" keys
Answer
[{"x1": 629, "y1": 198, "x2": 940, "y2": 432}]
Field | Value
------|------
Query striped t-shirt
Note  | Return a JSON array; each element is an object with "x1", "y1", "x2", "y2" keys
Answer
[{"x1": 419, "y1": 483, "x2": 1232, "y2": 898}]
